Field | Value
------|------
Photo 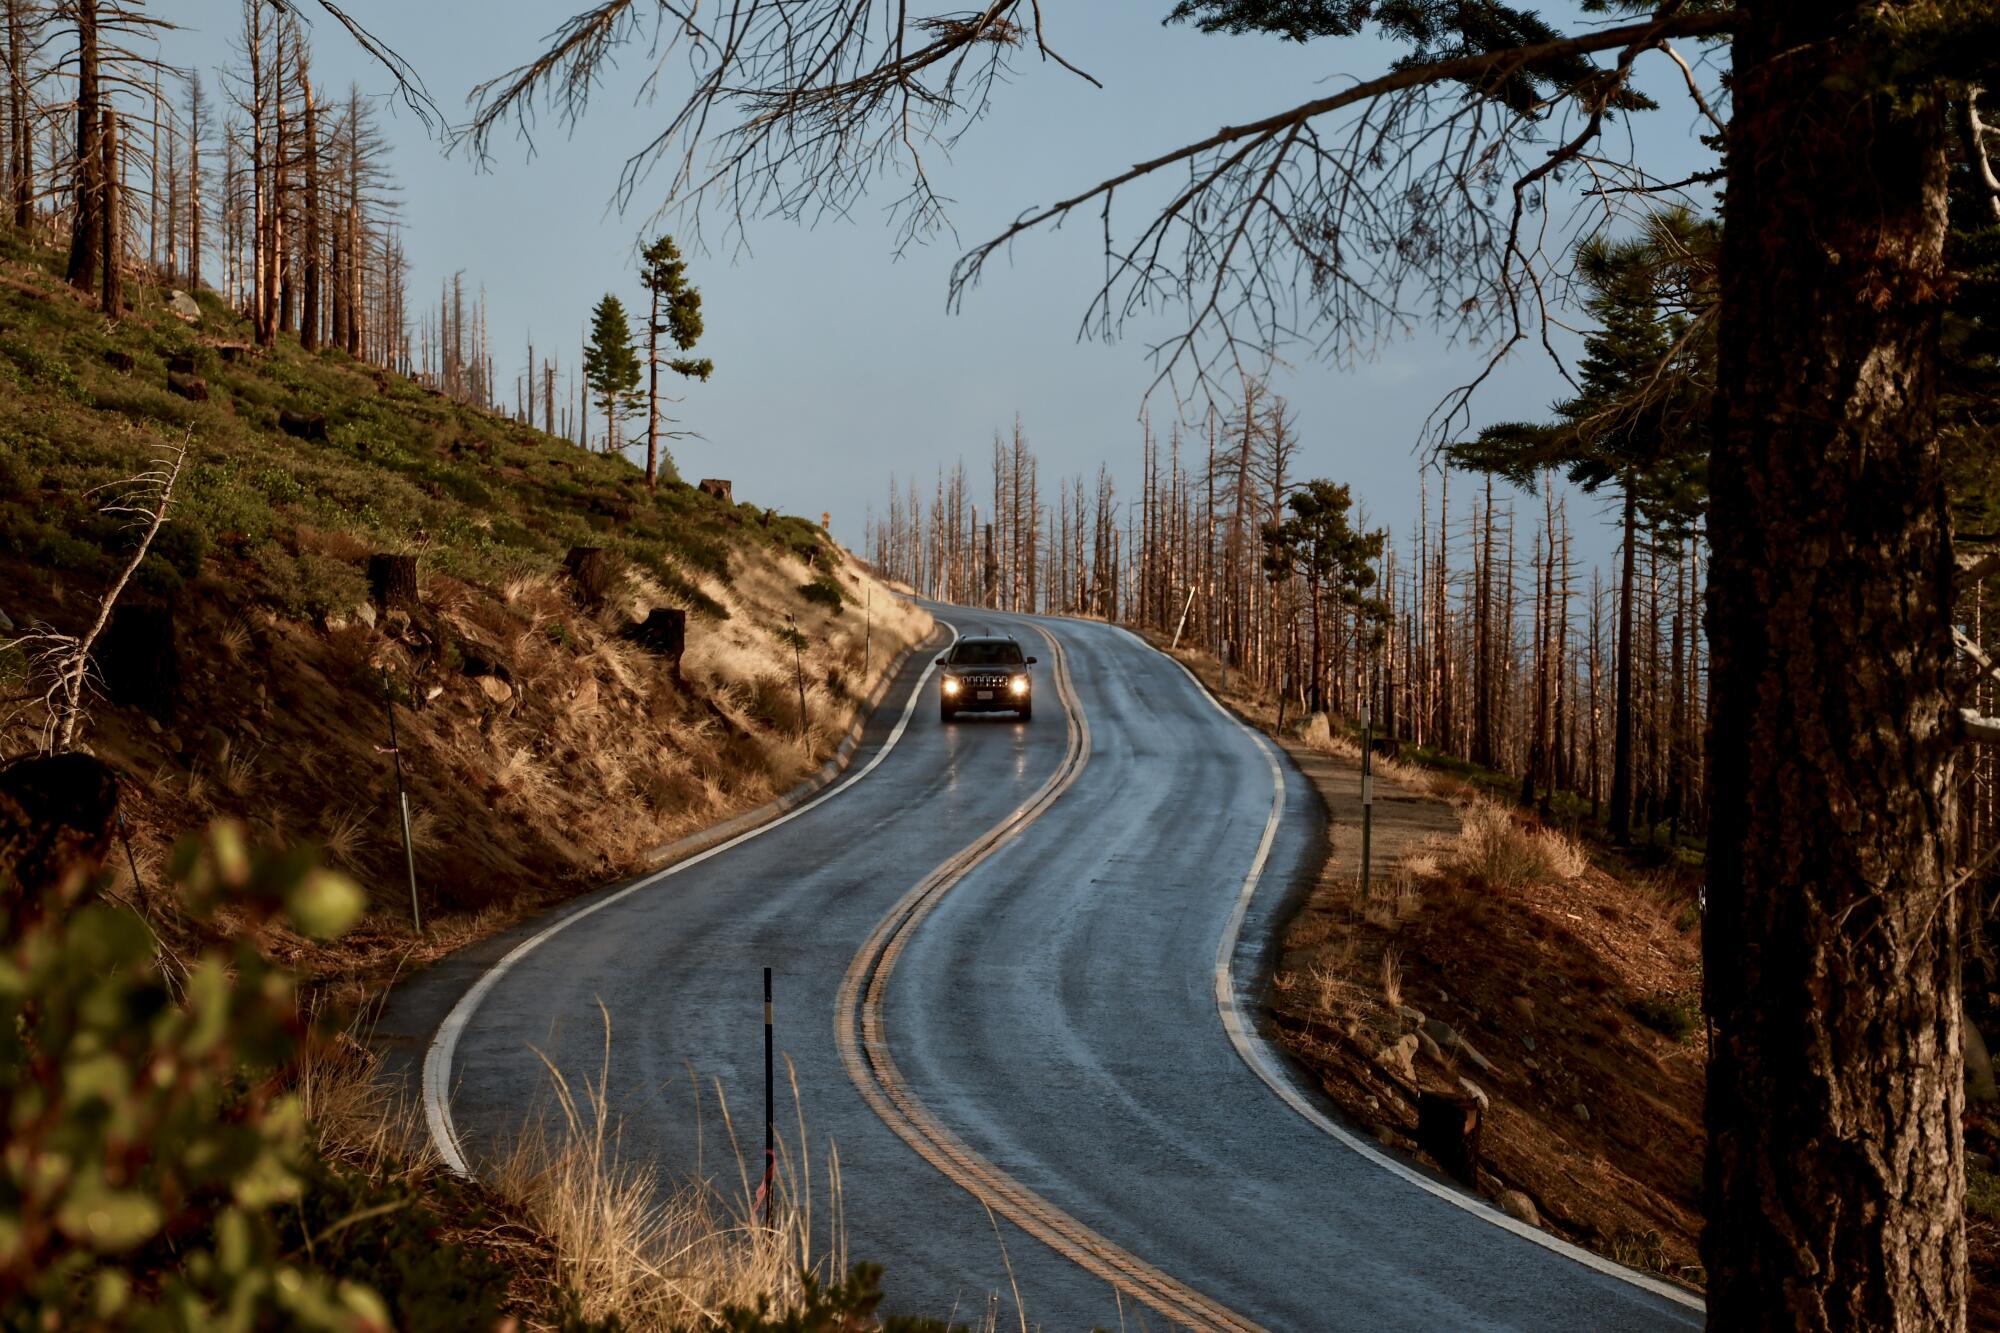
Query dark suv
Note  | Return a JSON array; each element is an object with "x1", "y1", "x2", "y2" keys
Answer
[{"x1": 938, "y1": 636, "x2": 1037, "y2": 722}]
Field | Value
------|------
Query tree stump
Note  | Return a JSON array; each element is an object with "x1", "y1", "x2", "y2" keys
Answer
[
  {"x1": 166, "y1": 373, "x2": 208, "y2": 402},
  {"x1": 166, "y1": 351, "x2": 198, "y2": 375},
  {"x1": 624, "y1": 608, "x2": 687, "y2": 662},
  {"x1": 698, "y1": 478, "x2": 733, "y2": 504},
  {"x1": 564, "y1": 546, "x2": 616, "y2": 606},
  {"x1": 98, "y1": 603, "x2": 180, "y2": 721},
  {"x1": 104, "y1": 349, "x2": 135, "y2": 373},
  {"x1": 1415, "y1": 1090, "x2": 1483, "y2": 1186},
  {"x1": 279, "y1": 409, "x2": 328, "y2": 441},
  {"x1": 0, "y1": 753, "x2": 121, "y2": 918},
  {"x1": 367, "y1": 553, "x2": 420, "y2": 611}
]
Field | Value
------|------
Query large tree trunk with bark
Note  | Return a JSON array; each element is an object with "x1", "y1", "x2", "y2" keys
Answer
[{"x1": 1703, "y1": 4, "x2": 1963, "y2": 1328}]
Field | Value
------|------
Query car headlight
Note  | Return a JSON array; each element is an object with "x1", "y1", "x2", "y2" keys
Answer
[
  {"x1": 943, "y1": 677, "x2": 961, "y2": 695},
  {"x1": 1009, "y1": 675, "x2": 1029, "y2": 695}
]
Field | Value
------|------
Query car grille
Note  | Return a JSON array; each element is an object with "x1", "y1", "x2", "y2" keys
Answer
[{"x1": 960, "y1": 672, "x2": 1013, "y2": 691}]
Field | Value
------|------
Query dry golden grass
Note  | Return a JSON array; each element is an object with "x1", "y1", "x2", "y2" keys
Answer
[
  {"x1": 1447, "y1": 799, "x2": 1589, "y2": 891},
  {"x1": 487, "y1": 1006, "x2": 849, "y2": 1331},
  {"x1": 1379, "y1": 947, "x2": 1404, "y2": 1010},
  {"x1": 319, "y1": 805, "x2": 373, "y2": 871}
]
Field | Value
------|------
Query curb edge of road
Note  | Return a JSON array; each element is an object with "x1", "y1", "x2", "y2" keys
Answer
[
  {"x1": 635, "y1": 626, "x2": 944, "y2": 869},
  {"x1": 1131, "y1": 629, "x2": 1707, "y2": 1318}
]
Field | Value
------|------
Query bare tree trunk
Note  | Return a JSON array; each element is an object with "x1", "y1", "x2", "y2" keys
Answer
[
  {"x1": 300, "y1": 70, "x2": 319, "y2": 350},
  {"x1": 1704, "y1": 5, "x2": 1963, "y2": 1326},
  {"x1": 645, "y1": 281, "x2": 661, "y2": 487},
  {"x1": 65, "y1": 0, "x2": 101, "y2": 292},
  {"x1": 98, "y1": 108, "x2": 118, "y2": 317},
  {"x1": 6, "y1": 0, "x2": 32, "y2": 230},
  {"x1": 1610, "y1": 483, "x2": 1639, "y2": 839}
]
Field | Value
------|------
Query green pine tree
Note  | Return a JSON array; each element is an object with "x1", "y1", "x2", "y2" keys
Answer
[
  {"x1": 639, "y1": 235, "x2": 715, "y2": 489},
  {"x1": 581, "y1": 293, "x2": 643, "y2": 458},
  {"x1": 1260, "y1": 478, "x2": 1386, "y2": 714},
  {"x1": 1444, "y1": 219, "x2": 1712, "y2": 840}
]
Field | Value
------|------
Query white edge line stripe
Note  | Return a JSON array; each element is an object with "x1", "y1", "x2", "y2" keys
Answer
[
  {"x1": 1135, "y1": 633, "x2": 1705, "y2": 1315},
  {"x1": 421, "y1": 625, "x2": 961, "y2": 1176}
]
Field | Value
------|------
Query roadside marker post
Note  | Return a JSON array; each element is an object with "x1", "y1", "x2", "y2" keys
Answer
[
  {"x1": 382, "y1": 671, "x2": 423, "y2": 933},
  {"x1": 762, "y1": 966, "x2": 775, "y2": 1229},
  {"x1": 787, "y1": 614, "x2": 809, "y2": 744},
  {"x1": 1360, "y1": 648, "x2": 1376, "y2": 888},
  {"x1": 1359, "y1": 660, "x2": 1375, "y2": 894}
]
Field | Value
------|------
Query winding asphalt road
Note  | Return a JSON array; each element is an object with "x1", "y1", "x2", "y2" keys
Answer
[{"x1": 378, "y1": 608, "x2": 1703, "y2": 1331}]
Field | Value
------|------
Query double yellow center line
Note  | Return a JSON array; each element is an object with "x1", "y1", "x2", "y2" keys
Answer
[{"x1": 834, "y1": 623, "x2": 1268, "y2": 1333}]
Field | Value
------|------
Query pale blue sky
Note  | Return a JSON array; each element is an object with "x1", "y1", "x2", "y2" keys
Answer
[{"x1": 154, "y1": 3, "x2": 1723, "y2": 571}]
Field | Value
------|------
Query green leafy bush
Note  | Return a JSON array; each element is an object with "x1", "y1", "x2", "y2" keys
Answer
[
  {"x1": 797, "y1": 573, "x2": 846, "y2": 614},
  {"x1": 0, "y1": 821, "x2": 387, "y2": 1329}
]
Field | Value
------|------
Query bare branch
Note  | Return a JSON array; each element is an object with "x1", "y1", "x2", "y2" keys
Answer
[{"x1": 39, "y1": 432, "x2": 191, "y2": 753}]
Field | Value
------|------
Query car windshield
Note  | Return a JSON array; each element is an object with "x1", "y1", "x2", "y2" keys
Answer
[{"x1": 952, "y1": 641, "x2": 1024, "y2": 666}]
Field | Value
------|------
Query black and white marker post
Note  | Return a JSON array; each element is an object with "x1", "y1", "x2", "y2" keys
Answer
[
  {"x1": 787, "y1": 615, "x2": 808, "y2": 743},
  {"x1": 1359, "y1": 667, "x2": 1375, "y2": 894},
  {"x1": 382, "y1": 672, "x2": 422, "y2": 933},
  {"x1": 762, "y1": 966, "x2": 775, "y2": 1229}
]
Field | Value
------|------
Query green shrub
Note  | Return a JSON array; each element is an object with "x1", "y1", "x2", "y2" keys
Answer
[
  {"x1": 33, "y1": 524, "x2": 108, "y2": 575},
  {"x1": 1629, "y1": 992, "x2": 1702, "y2": 1043},
  {"x1": 1, "y1": 821, "x2": 386, "y2": 1329},
  {"x1": 276, "y1": 1157, "x2": 512, "y2": 1329},
  {"x1": 250, "y1": 540, "x2": 369, "y2": 620},
  {"x1": 0, "y1": 335, "x2": 88, "y2": 402},
  {"x1": 798, "y1": 573, "x2": 845, "y2": 613},
  {"x1": 1970, "y1": 1166, "x2": 2000, "y2": 1222}
]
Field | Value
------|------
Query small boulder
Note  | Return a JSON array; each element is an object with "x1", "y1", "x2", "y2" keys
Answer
[
  {"x1": 1967, "y1": 1016, "x2": 1998, "y2": 1104},
  {"x1": 1425, "y1": 1017, "x2": 1496, "y2": 1074},
  {"x1": 1572, "y1": 1102, "x2": 1591, "y2": 1124},
  {"x1": 1395, "y1": 1003, "x2": 1427, "y2": 1028},
  {"x1": 0, "y1": 606, "x2": 13, "y2": 632},
  {"x1": 1457, "y1": 1077, "x2": 1490, "y2": 1111},
  {"x1": 200, "y1": 725, "x2": 232, "y2": 764},
  {"x1": 167, "y1": 289, "x2": 202, "y2": 323},
  {"x1": 1497, "y1": 1190, "x2": 1539, "y2": 1227},
  {"x1": 476, "y1": 675, "x2": 514, "y2": 705},
  {"x1": 1417, "y1": 1030, "x2": 1447, "y2": 1066},
  {"x1": 1510, "y1": 994, "x2": 1536, "y2": 1024},
  {"x1": 1375, "y1": 1032, "x2": 1419, "y2": 1082}
]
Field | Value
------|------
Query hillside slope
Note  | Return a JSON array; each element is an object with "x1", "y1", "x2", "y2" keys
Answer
[{"x1": 0, "y1": 231, "x2": 930, "y2": 989}]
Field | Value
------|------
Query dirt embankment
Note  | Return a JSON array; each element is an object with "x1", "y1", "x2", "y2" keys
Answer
[{"x1": 1267, "y1": 738, "x2": 1708, "y2": 1287}]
